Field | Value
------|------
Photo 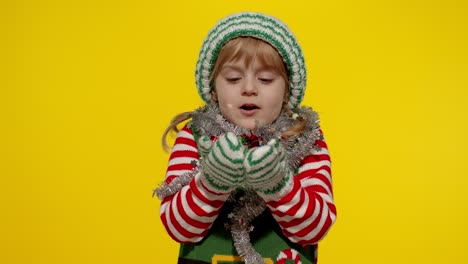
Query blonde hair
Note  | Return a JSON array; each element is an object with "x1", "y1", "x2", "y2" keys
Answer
[
  {"x1": 210, "y1": 37, "x2": 289, "y2": 87},
  {"x1": 162, "y1": 37, "x2": 307, "y2": 152}
]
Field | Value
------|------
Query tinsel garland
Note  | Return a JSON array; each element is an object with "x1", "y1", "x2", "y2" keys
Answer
[
  {"x1": 190, "y1": 104, "x2": 323, "y2": 171},
  {"x1": 152, "y1": 160, "x2": 199, "y2": 200},
  {"x1": 154, "y1": 104, "x2": 323, "y2": 263},
  {"x1": 225, "y1": 189, "x2": 267, "y2": 264}
]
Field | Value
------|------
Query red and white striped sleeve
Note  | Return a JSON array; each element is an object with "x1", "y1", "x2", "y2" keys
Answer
[
  {"x1": 264, "y1": 131, "x2": 337, "y2": 245},
  {"x1": 159, "y1": 125, "x2": 231, "y2": 243}
]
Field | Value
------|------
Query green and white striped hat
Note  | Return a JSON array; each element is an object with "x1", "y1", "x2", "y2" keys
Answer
[{"x1": 195, "y1": 12, "x2": 307, "y2": 109}]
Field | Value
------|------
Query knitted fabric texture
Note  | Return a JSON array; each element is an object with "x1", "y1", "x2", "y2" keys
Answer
[
  {"x1": 195, "y1": 12, "x2": 307, "y2": 109},
  {"x1": 198, "y1": 133, "x2": 246, "y2": 192},
  {"x1": 244, "y1": 139, "x2": 290, "y2": 195}
]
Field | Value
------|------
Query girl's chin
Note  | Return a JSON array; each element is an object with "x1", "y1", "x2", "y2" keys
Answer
[{"x1": 235, "y1": 119, "x2": 265, "y2": 130}]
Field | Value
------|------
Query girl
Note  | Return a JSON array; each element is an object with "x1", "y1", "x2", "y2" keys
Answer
[{"x1": 154, "y1": 12, "x2": 336, "y2": 264}]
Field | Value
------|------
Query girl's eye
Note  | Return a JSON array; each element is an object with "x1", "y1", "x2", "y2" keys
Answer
[
  {"x1": 258, "y1": 78, "x2": 274, "y2": 84},
  {"x1": 226, "y1": 77, "x2": 241, "y2": 83}
]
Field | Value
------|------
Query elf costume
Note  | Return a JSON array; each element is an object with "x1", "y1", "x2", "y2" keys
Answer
[{"x1": 154, "y1": 12, "x2": 336, "y2": 264}]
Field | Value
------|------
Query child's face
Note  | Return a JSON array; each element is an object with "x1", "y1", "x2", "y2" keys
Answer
[{"x1": 214, "y1": 57, "x2": 287, "y2": 130}]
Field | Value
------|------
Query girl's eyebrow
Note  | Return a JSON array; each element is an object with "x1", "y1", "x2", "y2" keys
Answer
[
  {"x1": 257, "y1": 67, "x2": 277, "y2": 72},
  {"x1": 222, "y1": 64, "x2": 278, "y2": 73},
  {"x1": 220, "y1": 64, "x2": 243, "y2": 72}
]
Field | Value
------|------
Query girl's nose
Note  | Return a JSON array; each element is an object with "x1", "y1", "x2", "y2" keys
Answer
[{"x1": 241, "y1": 78, "x2": 258, "y2": 96}]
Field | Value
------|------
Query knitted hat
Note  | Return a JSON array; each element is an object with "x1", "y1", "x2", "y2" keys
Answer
[{"x1": 195, "y1": 12, "x2": 307, "y2": 109}]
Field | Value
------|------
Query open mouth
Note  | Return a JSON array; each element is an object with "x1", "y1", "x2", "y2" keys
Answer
[{"x1": 240, "y1": 104, "x2": 260, "y2": 111}]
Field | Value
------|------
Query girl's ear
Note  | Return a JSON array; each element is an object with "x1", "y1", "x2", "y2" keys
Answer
[
  {"x1": 283, "y1": 87, "x2": 289, "y2": 104},
  {"x1": 211, "y1": 89, "x2": 218, "y2": 102}
]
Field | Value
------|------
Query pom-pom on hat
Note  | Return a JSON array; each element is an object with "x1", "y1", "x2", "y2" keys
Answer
[{"x1": 195, "y1": 12, "x2": 307, "y2": 109}]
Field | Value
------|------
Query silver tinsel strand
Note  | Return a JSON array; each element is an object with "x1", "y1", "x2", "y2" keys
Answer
[
  {"x1": 152, "y1": 160, "x2": 199, "y2": 200},
  {"x1": 226, "y1": 190, "x2": 267, "y2": 264},
  {"x1": 190, "y1": 104, "x2": 323, "y2": 171}
]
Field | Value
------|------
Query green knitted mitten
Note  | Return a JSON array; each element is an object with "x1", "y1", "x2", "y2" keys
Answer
[
  {"x1": 198, "y1": 132, "x2": 246, "y2": 192},
  {"x1": 244, "y1": 139, "x2": 291, "y2": 195}
]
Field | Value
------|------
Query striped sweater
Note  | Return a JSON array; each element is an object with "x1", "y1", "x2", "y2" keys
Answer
[{"x1": 160, "y1": 125, "x2": 336, "y2": 245}]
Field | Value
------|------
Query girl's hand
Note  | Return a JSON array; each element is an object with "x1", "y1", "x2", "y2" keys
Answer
[
  {"x1": 244, "y1": 139, "x2": 291, "y2": 195},
  {"x1": 198, "y1": 132, "x2": 246, "y2": 192}
]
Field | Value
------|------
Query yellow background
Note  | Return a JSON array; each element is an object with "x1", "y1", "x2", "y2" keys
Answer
[{"x1": 2, "y1": 0, "x2": 467, "y2": 263}]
